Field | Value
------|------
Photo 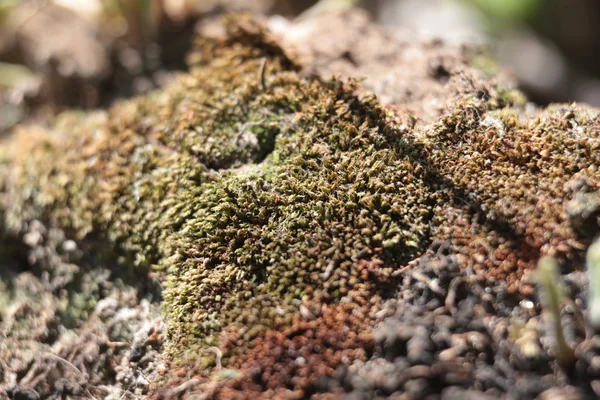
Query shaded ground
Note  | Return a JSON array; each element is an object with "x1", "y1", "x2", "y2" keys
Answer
[{"x1": 1, "y1": 6, "x2": 600, "y2": 400}]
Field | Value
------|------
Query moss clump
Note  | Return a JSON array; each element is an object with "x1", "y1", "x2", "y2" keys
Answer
[
  {"x1": 2, "y1": 14, "x2": 600, "y2": 398},
  {"x1": 0, "y1": 17, "x2": 438, "y2": 388},
  {"x1": 160, "y1": 21, "x2": 438, "y2": 370},
  {"x1": 2, "y1": 17, "x2": 301, "y2": 269},
  {"x1": 425, "y1": 104, "x2": 599, "y2": 258}
]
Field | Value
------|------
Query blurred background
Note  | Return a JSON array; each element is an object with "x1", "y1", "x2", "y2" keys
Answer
[{"x1": 1, "y1": 0, "x2": 600, "y2": 134}]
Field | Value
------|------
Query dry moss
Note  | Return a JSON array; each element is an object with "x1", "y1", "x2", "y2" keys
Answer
[{"x1": 423, "y1": 102, "x2": 600, "y2": 287}]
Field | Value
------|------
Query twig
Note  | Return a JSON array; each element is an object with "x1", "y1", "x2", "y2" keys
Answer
[
  {"x1": 412, "y1": 271, "x2": 445, "y2": 296},
  {"x1": 445, "y1": 277, "x2": 462, "y2": 315},
  {"x1": 259, "y1": 57, "x2": 268, "y2": 91},
  {"x1": 160, "y1": 379, "x2": 201, "y2": 398},
  {"x1": 209, "y1": 346, "x2": 223, "y2": 371},
  {"x1": 42, "y1": 353, "x2": 99, "y2": 400}
]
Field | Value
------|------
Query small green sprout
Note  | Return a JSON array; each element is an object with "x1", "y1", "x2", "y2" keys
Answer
[
  {"x1": 587, "y1": 237, "x2": 600, "y2": 332},
  {"x1": 535, "y1": 257, "x2": 575, "y2": 367}
]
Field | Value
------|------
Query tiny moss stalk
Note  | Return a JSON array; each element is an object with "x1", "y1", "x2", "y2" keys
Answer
[
  {"x1": 536, "y1": 257, "x2": 575, "y2": 367},
  {"x1": 587, "y1": 237, "x2": 600, "y2": 332}
]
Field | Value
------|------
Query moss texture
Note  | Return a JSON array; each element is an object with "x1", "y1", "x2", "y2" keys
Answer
[{"x1": 1, "y1": 15, "x2": 600, "y2": 398}]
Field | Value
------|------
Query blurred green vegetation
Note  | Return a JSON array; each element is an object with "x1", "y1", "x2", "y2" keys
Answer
[
  {"x1": 463, "y1": 0, "x2": 543, "y2": 28},
  {"x1": 0, "y1": 62, "x2": 33, "y2": 87}
]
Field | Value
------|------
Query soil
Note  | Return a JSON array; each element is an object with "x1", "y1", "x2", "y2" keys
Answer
[{"x1": 1, "y1": 5, "x2": 600, "y2": 400}]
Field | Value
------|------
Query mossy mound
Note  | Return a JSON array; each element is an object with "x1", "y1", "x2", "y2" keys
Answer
[
  {"x1": 2, "y1": 15, "x2": 600, "y2": 399},
  {"x1": 1, "y1": 17, "x2": 435, "y2": 394},
  {"x1": 424, "y1": 103, "x2": 600, "y2": 292},
  {"x1": 151, "y1": 18, "x2": 440, "y2": 387}
]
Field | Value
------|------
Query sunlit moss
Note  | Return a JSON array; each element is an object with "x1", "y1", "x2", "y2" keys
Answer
[{"x1": 1, "y1": 15, "x2": 600, "y2": 395}]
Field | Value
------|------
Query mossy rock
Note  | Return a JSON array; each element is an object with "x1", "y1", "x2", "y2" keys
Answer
[{"x1": 1, "y1": 15, "x2": 600, "y2": 398}]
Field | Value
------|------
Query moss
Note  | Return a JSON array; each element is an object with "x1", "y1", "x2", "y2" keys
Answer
[
  {"x1": 490, "y1": 87, "x2": 527, "y2": 109},
  {"x1": 1, "y1": 15, "x2": 600, "y2": 397},
  {"x1": 468, "y1": 51, "x2": 501, "y2": 77},
  {"x1": 158, "y1": 21, "x2": 442, "y2": 370},
  {"x1": 2, "y1": 16, "x2": 432, "y2": 383},
  {"x1": 425, "y1": 101, "x2": 600, "y2": 250},
  {"x1": 162, "y1": 86, "x2": 436, "y2": 361}
]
